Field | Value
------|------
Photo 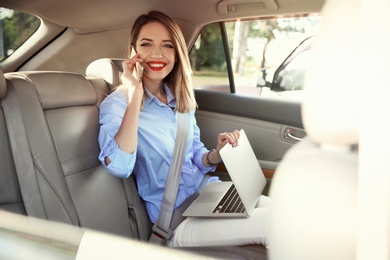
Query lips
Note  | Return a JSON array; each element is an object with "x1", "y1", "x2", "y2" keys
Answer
[{"x1": 146, "y1": 61, "x2": 167, "y2": 71}]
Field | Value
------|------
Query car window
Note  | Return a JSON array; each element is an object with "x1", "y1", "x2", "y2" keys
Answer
[
  {"x1": 270, "y1": 36, "x2": 314, "y2": 92},
  {"x1": 190, "y1": 22, "x2": 231, "y2": 93},
  {"x1": 0, "y1": 7, "x2": 40, "y2": 61},
  {"x1": 276, "y1": 49, "x2": 312, "y2": 91},
  {"x1": 190, "y1": 15, "x2": 321, "y2": 97}
]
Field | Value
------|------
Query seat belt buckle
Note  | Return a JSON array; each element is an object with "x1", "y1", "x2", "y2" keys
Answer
[{"x1": 149, "y1": 224, "x2": 173, "y2": 245}]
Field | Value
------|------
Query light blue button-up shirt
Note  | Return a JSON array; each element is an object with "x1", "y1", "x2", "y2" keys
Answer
[{"x1": 98, "y1": 84, "x2": 218, "y2": 223}]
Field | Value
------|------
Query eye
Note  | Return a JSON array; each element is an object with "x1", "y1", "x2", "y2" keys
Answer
[
  {"x1": 140, "y1": 42, "x2": 152, "y2": 47},
  {"x1": 163, "y1": 44, "x2": 174, "y2": 49}
]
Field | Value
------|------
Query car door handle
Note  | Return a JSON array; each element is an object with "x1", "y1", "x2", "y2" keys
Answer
[{"x1": 283, "y1": 127, "x2": 305, "y2": 142}]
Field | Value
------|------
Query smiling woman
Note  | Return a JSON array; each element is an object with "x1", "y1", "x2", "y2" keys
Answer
[{"x1": 97, "y1": 10, "x2": 271, "y2": 248}]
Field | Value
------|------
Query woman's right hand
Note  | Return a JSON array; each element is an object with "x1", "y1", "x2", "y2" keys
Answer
[{"x1": 112, "y1": 55, "x2": 145, "y2": 155}]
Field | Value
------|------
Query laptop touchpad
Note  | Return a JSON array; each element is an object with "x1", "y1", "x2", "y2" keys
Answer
[{"x1": 197, "y1": 192, "x2": 222, "y2": 203}]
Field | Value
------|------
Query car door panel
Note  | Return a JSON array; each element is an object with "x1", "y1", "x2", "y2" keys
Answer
[
  {"x1": 196, "y1": 111, "x2": 294, "y2": 163},
  {"x1": 194, "y1": 90, "x2": 305, "y2": 195},
  {"x1": 195, "y1": 90, "x2": 303, "y2": 128}
]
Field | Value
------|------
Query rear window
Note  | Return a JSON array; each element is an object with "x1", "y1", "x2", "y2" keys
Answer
[{"x1": 0, "y1": 7, "x2": 40, "y2": 61}]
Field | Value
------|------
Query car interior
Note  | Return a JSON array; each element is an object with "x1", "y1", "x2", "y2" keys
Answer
[{"x1": 1, "y1": 0, "x2": 388, "y2": 259}]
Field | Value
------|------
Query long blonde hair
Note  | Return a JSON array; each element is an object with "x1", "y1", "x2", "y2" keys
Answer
[{"x1": 128, "y1": 11, "x2": 197, "y2": 113}]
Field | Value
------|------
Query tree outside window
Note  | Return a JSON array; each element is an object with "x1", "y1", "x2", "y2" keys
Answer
[{"x1": 0, "y1": 7, "x2": 40, "y2": 60}]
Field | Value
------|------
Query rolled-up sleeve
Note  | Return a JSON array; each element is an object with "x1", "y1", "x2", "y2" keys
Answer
[{"x1": 98, "y1": 91, "x2": 136, "y2": 178}]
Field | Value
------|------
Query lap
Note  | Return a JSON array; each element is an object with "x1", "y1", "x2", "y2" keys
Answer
[{"x1": 168, "y1": 195, "x2": 271, "y2": 247}]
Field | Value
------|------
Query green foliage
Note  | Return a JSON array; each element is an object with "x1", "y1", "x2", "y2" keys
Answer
[
  {"x1": 190, "y1": 23, "x2": 227, "y2": 73},
  {"x1": 1, "y1": 10, "x2": 40, "y2": 59}
]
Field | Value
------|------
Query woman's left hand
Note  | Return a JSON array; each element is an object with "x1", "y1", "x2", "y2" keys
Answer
[
  {"x1": 214, "y1": 130, "x2": 240, "y2": 159},
  {"x1": 216, "y1": 129, "x2": 240, "y2": 149}
]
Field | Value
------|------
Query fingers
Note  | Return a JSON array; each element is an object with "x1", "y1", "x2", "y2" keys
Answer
[
  {"x1": 218, "y1": 130, "x2": 240, "y2": 147},
  {"x1": 121, "y1": 55, "x2": 144, "y2": 86},
  {"x1": 122, "y1": 55, "x2": 143, "y2": 74}
]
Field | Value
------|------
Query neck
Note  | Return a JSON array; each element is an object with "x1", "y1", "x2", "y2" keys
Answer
[{"x1": 143, "y1": 78, "x2": 167, "y2": 105}]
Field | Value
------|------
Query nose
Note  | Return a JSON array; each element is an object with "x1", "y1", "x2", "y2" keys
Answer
[{"x1": 151, "y1": 47, "x2": 163, "y2": 58}]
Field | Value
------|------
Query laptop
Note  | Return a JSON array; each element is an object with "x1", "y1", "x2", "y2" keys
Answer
[{"x1": 182, "y1": 129, "x2": 266, "y2": 218}]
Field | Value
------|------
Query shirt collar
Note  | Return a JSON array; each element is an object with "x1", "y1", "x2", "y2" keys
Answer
[{"x1": 144, "y1": 83, "x2": 176, "y2": 108}]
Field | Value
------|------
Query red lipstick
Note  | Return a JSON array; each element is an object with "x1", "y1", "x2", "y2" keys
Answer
[{"x1": 146, "y1": 61, "x2": 166, "y2": 71}]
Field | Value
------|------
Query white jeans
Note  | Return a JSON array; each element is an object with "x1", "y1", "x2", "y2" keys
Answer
[{"x1": 167, "y1": 195, "x2": 271, "y2": 247}]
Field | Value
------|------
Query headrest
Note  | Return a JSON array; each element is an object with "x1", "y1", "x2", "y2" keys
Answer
[
  {"x1": 5, "y1": 71, "x2": 97, "y2": 110},
  {"x1": 302, "y1": 0, "x2": 359, "y2": 147},
  {"x1": 86, "y1": 58, "x2": 124, "y2": 90},
  {"x1": 0, "y1": 67, "x2": 6, "y2": 99}
]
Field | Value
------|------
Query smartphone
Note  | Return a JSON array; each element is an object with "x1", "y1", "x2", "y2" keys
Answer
[
  {"x1": 132, "y1": 46, "x2": 144, "y2": 82},
  {"x1": 135, "y1": 61, "x2": 144, "y2": 83}
]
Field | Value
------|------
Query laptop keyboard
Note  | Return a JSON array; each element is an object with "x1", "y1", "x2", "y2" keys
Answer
[{"x1": 213, "y1": 184, "x2": 245, "y2": 214}]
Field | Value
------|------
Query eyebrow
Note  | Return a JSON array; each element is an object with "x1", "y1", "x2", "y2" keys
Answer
[{"x1": 139, "y1": 38, "x2": 173, "y2": 44}]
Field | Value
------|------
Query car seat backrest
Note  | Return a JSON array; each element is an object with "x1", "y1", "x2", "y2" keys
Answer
[
  {"x1": 302, "y1": 5, "x2": 358, "y2": 146},
  {"x1": 269, "y1": 0, "x2": 359, "y2": 259},
  {"x1": 86, "y1": 58, "x2": 124, "y2": 91},
  {"x1": 3, "y1": 71, "x2": 151, "y2": 239},
  {"x1": 0, "y1": 68, "x2": 26, "y2": 215}
]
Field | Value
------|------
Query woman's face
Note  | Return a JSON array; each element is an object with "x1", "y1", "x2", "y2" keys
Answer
[{"x1": 135, "y1": 21, "x2": 176, "y2": 83}]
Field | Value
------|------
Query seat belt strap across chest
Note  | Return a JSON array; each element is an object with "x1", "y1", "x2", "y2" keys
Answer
[{"x1": 149, "y1": 112, "x2": 189, "y2": 245}]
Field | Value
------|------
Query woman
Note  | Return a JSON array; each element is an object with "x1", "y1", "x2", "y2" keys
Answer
[{"x1": 98, "y1": 10, "x2": 270, "y2": 247}]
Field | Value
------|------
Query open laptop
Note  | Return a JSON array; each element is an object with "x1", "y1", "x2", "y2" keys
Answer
[{"x1": 182, "y1": 129, "x2": 266, "y2": 218}]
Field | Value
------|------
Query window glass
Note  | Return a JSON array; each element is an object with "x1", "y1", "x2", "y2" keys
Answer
[
  {"x1": 0, "y1": 7, "x2": 40, "y2": 61},
  {"x1": 275, "y1": 49, "x2": 312, "y2": 91},
  {"x1": 190, "y1": 15, "x2": 321, "y2": 97},
  {"x1": 189, "y1": 23, "x2": 230, "y2": 93}
]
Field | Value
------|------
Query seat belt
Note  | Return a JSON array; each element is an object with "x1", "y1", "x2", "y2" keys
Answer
[
  {"x1": 168, "y1": 173, "x2": 211, "y2": 231},
  {"x1": 2, "y1": 84, "x2": 47, "y2": 219},
  {"x1": 149, "y1": 112, "x2": 189, "y2": 245}
]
